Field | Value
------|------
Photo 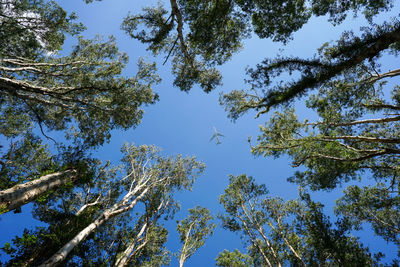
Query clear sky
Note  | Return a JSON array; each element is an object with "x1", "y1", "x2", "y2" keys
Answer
[{"x1": 1, "y1": 0, "x2": 399, "y2": 266}]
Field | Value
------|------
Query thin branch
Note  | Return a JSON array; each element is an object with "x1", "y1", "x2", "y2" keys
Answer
[
  {"x1": 163, "y1": 36, "x2": 179, "y2": 65},
  {"x1": 362, "y1": 103, "x2": 400, "y2": 110},
  {"x1": 305, "y1": 116, "x2": 400, "y2": 127},
  {"x1": 321, "y1": 135, "x2": 400, "y2": 144},
  {"x1": 22, "y1": 99, "x2": 57, "y2": 144},
  {"x1": 292, "y1": 148, "x2": 400, "y2": 167}
]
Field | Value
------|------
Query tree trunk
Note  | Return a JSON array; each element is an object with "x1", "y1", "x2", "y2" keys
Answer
[
  {"x1": 114, "y1": 221, "x2": 148, "y2": 267},
  {"x1": 114, "y1": 198, "x2": 168, "y2": 267},
  {"x1": 0, "y1": 169, "x2": 77, "y2": 214},
  {"x1": 179, "y1": 257, "x2": 185, "y2": 267},
  {"x1": 40, "y1": 214, "x2": 107, "y2": 267},
  {"x1": 40, "y1": 186, "x2": 150, "y2": 267},
  {"x1": 178, "y1": 222, "x2": 194, "y2": 267}
]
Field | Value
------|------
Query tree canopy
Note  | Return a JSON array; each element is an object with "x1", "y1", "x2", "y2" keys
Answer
[
  {"x1": 1, "y1": 0, "x2": 400, "y2": 266},
  {"x1": 0, "y1": 0, "x2": 160, "y2": 213}
]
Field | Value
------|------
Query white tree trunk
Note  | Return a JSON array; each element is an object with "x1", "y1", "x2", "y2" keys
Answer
[
  {"x1": 114, "y1": 222, "x2": 148, "y2": 267},
  {"x1": 114, "y1": 198, "x2": 168, "y2": 267},
  {"x1": 40, "y1": 186, "x2": 150, "y2": 267},
  {"x1": 39, "y1": 214, "x2": 107, "y2": 267},
  {"x1": 0, "y1": 169, "x2": 77, "y2": 214},
  {"x1": 178, "y1": 222, "x2": 194, "y2": 267}
]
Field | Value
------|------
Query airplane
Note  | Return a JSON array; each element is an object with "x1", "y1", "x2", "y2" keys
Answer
[{"x1": 210, "y1": 126, "x2": 224, "y2": 145}]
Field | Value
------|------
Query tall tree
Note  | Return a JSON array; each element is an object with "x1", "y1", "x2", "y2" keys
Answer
[
  {"x1": 336, "y1": 183, "x2": 400, "y2": 256},
  {"x1": 0, "y1": 135, "x2": 95, "y2": 214},
  {"x1": 2, "y1": 144, "x2": 204, "y2": 266},
  {"x1": 176, "y1": 206, "x2": 215, "y2": 267},
  {"x1": 0, "y1": 0, "x2": 160, "y2": 210},
  {"x1": 0, "y1": 168, "x2": 77, "y2": 214},
  {"x1": 1, "y1": 158, "x2": 119, "y2": 266},
  {"x1": 219, "y1": 174, "x2": 377, "y2": 266},
  {"x1": 39, "y1": 144, "x2": 204, "y2": 266},
  {"x1": 112, "y1": 177, "x2": 180, "y2": 267},
  {"x1": 1, "y1": 34, "x2": 160, "y2": 147},
  {"x1": 122, "y1": 0, "x2": 395, "y2": 93}
]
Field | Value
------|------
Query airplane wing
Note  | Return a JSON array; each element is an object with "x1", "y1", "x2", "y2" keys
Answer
[{"x1": 210, "y1": 134, "x2": 216, "y2": 142}]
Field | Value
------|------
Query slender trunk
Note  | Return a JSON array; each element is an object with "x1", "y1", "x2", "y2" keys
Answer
[
  {"x1": 0, "y1": 169, "x2": 77, "y2": 214},
  {"x1": 179, "y1": 222, "x2": 194, "y2": 267},
  {"x1": 40, "y1": 186, "x2": 150, "y2": 267},
  {"x1": 239, "y1": 216, "x2": 272, "y2": 267},
  {"x1": 241, "y1": 204, "x2": 281, "y2": 267},
  {"x1": 268, "y1": 221, "x2": 306, "y2": 267},
  {"x1": 40, "y1": 213, "x2": 107, "y2": 267},
  {"x1": 179, "y1": 257, "x2": 185, "y2": 267},
  {"x1": 115, "y1": 198, "x2": 169, "y2": 267},
  {"x1": 114, "y1": 222, "x2": 148, "y2": 267}
]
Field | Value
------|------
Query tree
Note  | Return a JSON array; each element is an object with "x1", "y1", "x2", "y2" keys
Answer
[
  {"x1": 1, "y1": 34, "x2": 159, "y2": 147},
  {"x1": 122, "y1": 0, "x2": 396, "y2": 93},
  {"x1": 0, "y1": 0, "x2": 83, "y2": 58},
  {"x1": 227, "y1": 28, "x2": 400, "y2": 255},
  {"x1": 336, "y1": 183, "x2": 400, "y2": 256},
  {"x1": 122, "y1": 7, "x2": 400, "y2": 254},
  {"x1": 128, "y1": 1, "x2": 400, "y2": 189},
  {"x1": 0, "y1": 0, "x2": 160, "y2": 211},
  {"x1": 37, "y1": 144, "x2": 204, "y2": 266},
  {"x1": 219, "y1": 174, "x2": 377, "y2": 266},
  {"x1": 215, "y1": 249, "x2": 254, "y2": 267},
  {"x1": 2, "y1": 144, "x2": 205, "y2": 266},
  {"x1": 112, "y1": 175, "x2": 180, "y2": 267},
  {"x1": 1, "y1": 158, "x2": 119, "y2": 266},
  {"x1": 213, "y1": 1, "x2": 400, "y2": 194},
  {"x1": 0, "y1": 168, "x2": 77, "y2": 214},
  {"x1": 176, "y1": 206, "x2": 215, "y2": 267},
  {"x1": 0, "y1": 135, "x2": 94, "y2": 214},
  {"x1": 0, "y1": 134, "x2": 52, "y2": 191}
]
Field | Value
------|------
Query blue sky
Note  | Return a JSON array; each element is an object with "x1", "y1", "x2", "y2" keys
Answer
[{"x1": 1, "y1": 0, "x2": 399, "y2": 265}]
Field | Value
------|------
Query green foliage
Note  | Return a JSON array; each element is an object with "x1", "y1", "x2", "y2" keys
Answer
[
  {"x1": 2, "y1": 212, "x2": 100, "y2": 266},
  {"x1": 1, "y1": 35, "x2": 160, "y2": 147},
  {"x1": 214, "y1": 9, "x2": 400, "y2": 260},
  {"x1": 177, "y1": 206, "x2": 216, "y2": 266},
  {"x1": 219, "y1": 175, "x2": 377, "y2": 266},
  {"x1": 124, "y1": 225, "x2": 171, "y2": 267},
  {"x1": 336, "y1": 184, "x2": 400, "y2": 253},
  {"x1": 2, "y1": 144, "x2": 205, "y2": 266},
  {"x1": 0, "y1": 133, "x2": 53, "y2": 190},
  {"x1": 245, "y1": 56, "x2": 400, "y2": 191},
  {"x1": 2, "y1": 0, "x2": 400, "y2": 265},
  {"x1": 0, "y1": 0, "x2": 84, "y2": 58},
  {"x1": 125, "y1": 0, "x2": 395, "y2": 92},
  {"x1": 0, "y1": 0, "x2": 162, "y2": 216},
  {"x1": 215, "y1": 249, "x2": 254, "y2": 267}
]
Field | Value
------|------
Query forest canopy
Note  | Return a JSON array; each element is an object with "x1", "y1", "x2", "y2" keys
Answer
[{"x1": 1, "y1": 0, "x2": 400, "y2": 266}]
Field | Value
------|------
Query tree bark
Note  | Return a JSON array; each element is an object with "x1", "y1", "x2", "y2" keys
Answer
[
  {"x1": 40, "y1": 185, "x2": 150, "y2": 267},
  {"x1": 0, "y1": 169, "x2": 77, "y2": 214},
  {"x1": 114, "y1": 221, "x2": 148, "y2": 267},
  {"x1": 240, "y1": 203, "x2": 281, "y2": 267},
  {"x1": 179, "y1": 222, "x2": 194, "y2": 267},
  {"x1": 114, "y1": 198, "x2": 169, "y2": 267}
]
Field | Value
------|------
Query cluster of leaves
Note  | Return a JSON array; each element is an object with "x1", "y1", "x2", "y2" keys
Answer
[
  {"x1": 217, "y1": 175, "x2": 382, "y2": 266},
  {"x1": 0, "y1": 1, "x2": 210, "y2": 266},
  {"x1": 123, "y1": 0, "x2": 395, "y2": 93},
  {"x1": 0, "y1": 0, "x2": 161, "y2": 198},
  {"x1": 121, "y1": 0, "x2": 400, "y2": 263},
  {"x1": 2, "y1": 144, "x2": 207, "y2": 266},
  {"x1": 2, "y1": 0, "x2": 400, "y2": 265}
]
